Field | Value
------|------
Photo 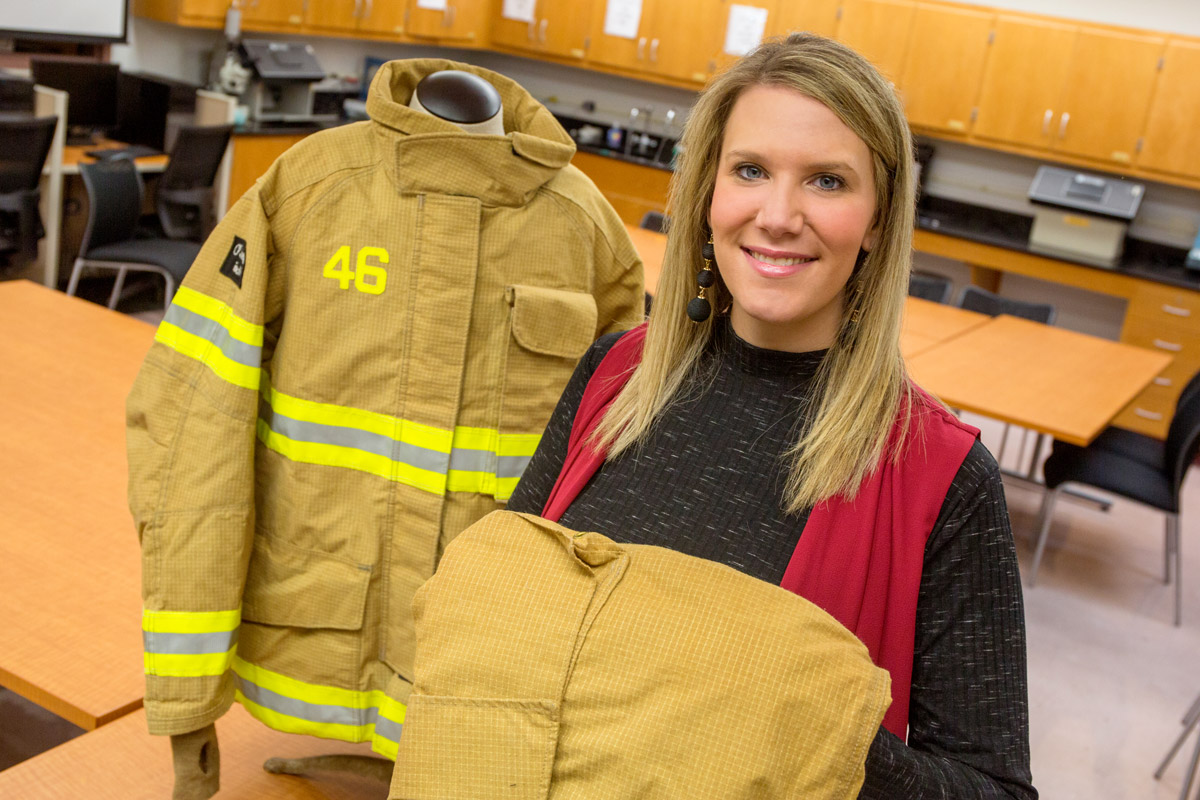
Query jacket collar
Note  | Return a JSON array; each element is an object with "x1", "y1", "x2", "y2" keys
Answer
[{"x1": 365, "y1": 59, "x2": 576, "y2": 206}]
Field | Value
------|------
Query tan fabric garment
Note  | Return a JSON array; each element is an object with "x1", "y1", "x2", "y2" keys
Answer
[
  {"x1": 390, "y1": 511, "x2": 890, "y2": 799},
  {"x1": 126, "y1": 59, "x2": 644, "y2": 752}
]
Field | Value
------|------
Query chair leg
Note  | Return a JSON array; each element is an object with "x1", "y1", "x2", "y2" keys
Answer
[
  {"x1": 1168, "y1": 513, "x2": 1182, "y2": 627},
  {"x1": 65, "y1": 258, "x2": 85, "y2": 297},
  {"x1": 1028, "y1": 487, "x2": 1060, "y2": 586},
  {"x1": 1156, "y1": 694, "x2": 1200, "y2": 800},
  {"x1": 1167, "y1": 516, "x2": 1175, "y2": 585},
  {"x1": 107, "y1": 267, "x2": 128, "y2": 310},
  {"x1": 1025, "y1": 433, "x2": 1047, "y2": 482},
  {"x1": 997, "y1": 424, "x2": 1011, "y2": 470}
]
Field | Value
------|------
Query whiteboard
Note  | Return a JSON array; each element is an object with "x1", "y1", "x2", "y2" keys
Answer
[{"x1": 0, "y1": 0, "x2": 129, "y2": 43}]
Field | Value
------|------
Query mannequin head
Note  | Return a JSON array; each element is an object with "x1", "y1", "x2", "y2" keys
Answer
[{"x1": 408, "y1": 70, "x2": 504, "y2": 135}]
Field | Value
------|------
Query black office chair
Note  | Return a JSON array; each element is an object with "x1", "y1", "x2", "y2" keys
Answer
[
  {"x1": 66, "y1": 158, "x2": 201, "y2": 310},
  {"x1": 0, "y1": 116, "x2": 57, "y2": 274},
  {"x1": 956, "y1": 285, "x2": 1058, "y2": 472},
  {"x1": 154, "y1": 123, "x2": 233, "y2": 242},
  {"x1": 908, "y1": 270, "x2": 953, "y2": 304},
  {"x1": 1029, "y1": 369, "x2": 1200, "y2": 626},
  {"x1": 639, "y1": 210, "x2": 668, "y2": 234}
]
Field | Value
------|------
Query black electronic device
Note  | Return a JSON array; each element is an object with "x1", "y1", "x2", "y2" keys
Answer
[
  {"x1": 0, "y1": 72, "x2": 36, "y2": 117},
  {"x1": 29, "y1": 58, "x2": 120, "y2": 144},
  {"x1": 111, "y1": 72, "x2": 171, "y2": 153}
]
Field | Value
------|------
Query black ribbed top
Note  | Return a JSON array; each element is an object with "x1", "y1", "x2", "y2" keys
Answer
[{"x1": 508, "y1": 318, "x2": 1036, "y2": 799}]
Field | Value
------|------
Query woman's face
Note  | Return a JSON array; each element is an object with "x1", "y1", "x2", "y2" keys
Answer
[{"x1": 708, "y1": 84, "x2": 879, "y2": 352}]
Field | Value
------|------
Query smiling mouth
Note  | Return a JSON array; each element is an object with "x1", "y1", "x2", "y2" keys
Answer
[{"x1": 744, "y1": 248, "x2": 817, "y2": 267}]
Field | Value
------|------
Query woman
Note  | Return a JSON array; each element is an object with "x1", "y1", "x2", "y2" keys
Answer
[{"x1": 508, "y1": 33, "x2": 1035, "y2": 799}]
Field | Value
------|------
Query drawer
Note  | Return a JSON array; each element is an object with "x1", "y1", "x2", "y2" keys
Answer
[
  {"x1": 1127, "y1": 283, "x2": 1200, "y2": 324},
  {"x1": 1120, "y1": 312, "x2": 1200, "y2": 359},
  {"x1": 1110, "y1": 355, "x2": 1200, "y2": 440},
  {"x1": 1112, "y1": 401, "x2": 1170, "y2": 439}
]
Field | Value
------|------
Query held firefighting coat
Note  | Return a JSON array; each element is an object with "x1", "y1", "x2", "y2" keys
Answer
[
  {"x1": 125, "y1": 58, "x2": 644, "y2": 758},
  {"x1": 390, "y1": 511, "x2": 891, "y2": 799}
]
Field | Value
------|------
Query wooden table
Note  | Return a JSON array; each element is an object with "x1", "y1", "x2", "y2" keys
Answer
[
  {"x1": 908, "y1": 314, "x2": 1173, "y2": 446},
  {"x1": 58, "y1": 139, "x2": 169, "y2": 175},
  {"x1": 0, "y1": 704, "x2": 387, "y2": 799},
  {"x1": 900, "y1": 296, "x2": 990, "y2": 358},
  {"x1": 0, "y1": 281, "x2": 156, "y2": 729}
]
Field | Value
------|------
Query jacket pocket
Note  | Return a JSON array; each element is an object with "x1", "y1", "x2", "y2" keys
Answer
[
  {"x1": 501, "y1": 285, "x2": 597, "y2": 436},
  {"x1": 390, "y1": 695, "x2": 558, "y2": 799},
  {"x1": 241, "y1": 535, "x2": 371, "y2": 630}
]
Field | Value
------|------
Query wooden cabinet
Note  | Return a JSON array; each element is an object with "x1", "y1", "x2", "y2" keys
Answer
[
  {"x1": 1052, "y1": 27, "x2": 1165, "y2": 165},
  {"x1": 227, "y1": 134, "x2": 306, "y2": 211},
  {"x1": 131, "y1": 0, "x2": 226, "y2": 27},
  {"x1": 973, "y1": 16, "x2": 1077, "y2": 149},
  {"x1": 241, "y1": 0, "x2": 306, "y2": 28},
  {"x1": 767, "y1": 0, "x2": 840, "y2": 39},
  {"x1": 587, "y1": 0, "x2": 657, "y2": 72},
  {"x1": 899, "y1": 3, "x2": 993, "y2": 135},
  {"x1": 306, "y1": 0, "x2": 407, "y2": 36},
  {"x1": 835, "y1": 0, "x2": 916, "y2": 85},
  {"x1": 182, "y1": 0, "x2": 229, "y2": 22},
  {"x1": 1137, "y1": 38, "x2": 1200, "y2": 180},
  {"x1": 305, "y1": 0, "x2": 361, "y2": 32},
  {"x1": 406, "y1": 0, "x2": 487, "y2": 42},
  {"x1": 571, "y1": 151, "x2": 671, "y2": 227},
  {"x1": 587, "y1": 0, "x2": 722, "y2": 83},
  {"x1": 490, "y1": 0, "x2": 592, "y2": 60},
  {"x1": 709, "y1": 0, "x2": 778, "y2": 77}
]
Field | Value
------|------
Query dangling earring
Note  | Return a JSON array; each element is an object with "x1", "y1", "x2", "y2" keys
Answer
[{"x1": 687, "y1": 235, "x2": 717, "y2": 323}]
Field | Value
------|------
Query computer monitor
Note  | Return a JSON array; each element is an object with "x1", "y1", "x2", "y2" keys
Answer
[
  {"x1": 29, "y1": 58, "x2": 119, "y2": 142},
  {"x1": 112, "y1": 72, "x2": 171, "y2": 152}
]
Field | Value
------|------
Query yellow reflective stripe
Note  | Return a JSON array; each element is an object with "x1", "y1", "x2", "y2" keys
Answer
[
  {"x1": 142, "y1": 608, "x2": 240, "y2": 634},
  {"x1": 256, "y1": 420, "x2": 448, "y2": 495},
  {"x1": 263, "y1": 383, "x2": 453, "y2": 449},
  {"x1": 144, "y1": 647, "x2": 237, "y2": 677},
  {"x1": 451, "y1": 426, "x2": 540, "y2": 458},
  {"x1": 173, "y1": 286, "x2": 263, "y2": 346},
  {"x1": 156, "y1": 323, "x2": 261, "y2": 390}
]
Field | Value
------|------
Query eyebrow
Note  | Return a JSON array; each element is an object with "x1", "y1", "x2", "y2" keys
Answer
[{"x1": 722, "y1": 150, "x2": 860, "y2": 175}]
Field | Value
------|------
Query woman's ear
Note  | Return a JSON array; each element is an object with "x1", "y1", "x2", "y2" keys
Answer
[{"x1": 861, "y1": 221, "x2": 880, "y2": 253}]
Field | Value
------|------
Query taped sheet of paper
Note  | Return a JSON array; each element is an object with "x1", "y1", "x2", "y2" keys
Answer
[
  {"x1": 604, "y1": 0, "x2": 643, "y2": 39},
  {"x1": 417, "y1": 0, "x2": 448, "y2": 10},
  {"x1": 724, "y1": 4, "x2": 769, "y2": 56},
  {"x1": 502, "y1": 0, "x2": 535, "y2": 23}
]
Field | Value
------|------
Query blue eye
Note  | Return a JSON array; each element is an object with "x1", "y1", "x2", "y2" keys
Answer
[
  {"x1": 735, "y1": 163, "x2": 764, "y2": 180},
  {"x1": 816, "y1": 174, "x2": 844, "y2": 190}
]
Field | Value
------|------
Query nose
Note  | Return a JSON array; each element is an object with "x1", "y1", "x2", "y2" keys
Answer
[{"x1": 755, "y1": 182, "x2": 804, "y2": 238}]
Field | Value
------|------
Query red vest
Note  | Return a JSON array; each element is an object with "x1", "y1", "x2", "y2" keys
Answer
[{"x1": 542, "y1": 324, "x2": 979, "y2": 739}]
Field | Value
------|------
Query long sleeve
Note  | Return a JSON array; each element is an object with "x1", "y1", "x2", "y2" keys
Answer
[{"x1": 126, "y1": 181, "x2": 283, "y2": 736}]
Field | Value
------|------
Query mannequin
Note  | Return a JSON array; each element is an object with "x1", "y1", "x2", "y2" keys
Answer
[{"x1": 407, "y1": 69, "x2": 505, "y2": 135}]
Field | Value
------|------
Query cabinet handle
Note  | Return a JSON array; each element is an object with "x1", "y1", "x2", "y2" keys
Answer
[
  {"x1": 1162, "y1": 304, "x2": 1191, "y2": 317},
  {"x1": 1153, "y1": 338, "x2": 1183, "y2": 352},
  {"x1": 650, "y1": 38, "x2": 659, "y2": 62},
  {"x1": 1155, "y1": 377, "x2": 1173, "y2": 387},
  {"x1": 353, "y1": 0, "x2": 361, "y2": 17},
  {"x1": 528, "y1": 17, "x2": 535, "y2": 39},
  {"x1": 637, "y1": 37, "x2": 646, "y2": 60},
  {"x1": 539, "y1": 18, "x2": 547, "y2": 43},
  {"x1": 1057, "y1": 111, "x2": 1070, "y2": 139},
  {"x1": 1135, "y1": 408, "x2": 1164, "y2": 421},
  {"x1": 365, "y1": 0, "x2": 371, "y2": 18},
  {"x1": 1042, "y1": 109, "x2": 1052, "y2": 136}
]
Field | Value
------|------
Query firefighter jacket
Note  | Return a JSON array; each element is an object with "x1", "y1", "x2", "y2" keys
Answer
[
  {"x1": 390, "y1": 511, "x2": 891, "y2": 799},
  {"x1": 126, "y1": 57, "x2": 645, "y2": 758}
]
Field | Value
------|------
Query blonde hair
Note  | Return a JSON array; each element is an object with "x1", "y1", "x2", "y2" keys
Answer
[{"x1": 594, "y1": 33, "x2": 917, "y2": 512}]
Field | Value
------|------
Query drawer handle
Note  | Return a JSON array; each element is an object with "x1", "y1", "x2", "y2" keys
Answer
[
  {"x1": 1135, "y1": 408, "x2": 1164, "y2": 421},
  {"x1": 1155, "y1": 376, "x2": 1173, "y2": 387},
  {"x1": 1153, "y1": 338, "x2": 1183, "y2": 352},
  {"x1": 1162, "y1": 304, "x2": 1191, "y2": 317}
]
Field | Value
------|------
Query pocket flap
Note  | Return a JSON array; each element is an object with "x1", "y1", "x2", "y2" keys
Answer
[
  {"x1": 508, "y1": 285, "x2": 598, "y2": 359},
  {"x1": 242, "y1": 536, "x2": 371, "y2": 630}
]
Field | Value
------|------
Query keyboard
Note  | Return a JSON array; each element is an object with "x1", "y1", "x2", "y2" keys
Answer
[{"x1": 85, "y1": 145, "x2": 163, "y2": 161}]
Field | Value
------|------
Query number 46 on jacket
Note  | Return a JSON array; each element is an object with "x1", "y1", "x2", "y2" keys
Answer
[{"x1": 323, "y1": 245, "x2": 388, "y2": 295}]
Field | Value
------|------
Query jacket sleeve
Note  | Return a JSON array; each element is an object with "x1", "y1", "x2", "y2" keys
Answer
[{"x1": 126, "y1": 181, "x2": 281, "y2": 736}]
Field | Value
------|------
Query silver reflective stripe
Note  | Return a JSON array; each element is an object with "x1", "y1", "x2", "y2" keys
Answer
[
  {"x1": 144, "y1": 628, "x2": 239, "y2": 655},
  {"x1": 164, "y1": 303, "x2": 261, "y2": 367},
  {"x1": 259, "y1": 402, "x2": 451, "y2": 475},
  {"x1": 236, "y1": 673, "x2": 401, "y2": 735},
  {"x1": 375, "y1": 715, "x2": 403, "y2": 746},
  {"x1": 448, "y1": 447, "x2": 495, "y2": 473},
  {"x1": 498, "y1": 454, "x2": 533, "y2": 479}
]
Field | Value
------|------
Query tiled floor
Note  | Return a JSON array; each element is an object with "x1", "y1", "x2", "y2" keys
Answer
[{"x1": 969, "y1": 414, "x2": 1200, "y2": 800}]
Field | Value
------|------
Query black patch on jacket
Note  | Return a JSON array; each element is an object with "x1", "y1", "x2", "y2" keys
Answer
[{"x1": 219, "y1": 236, "x2": 247, "y2": 288}]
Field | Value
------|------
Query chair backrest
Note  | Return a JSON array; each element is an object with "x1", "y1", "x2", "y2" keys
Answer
[
  {"x1": 639, "y1": 210, "x2": 668, "y2": 234},
  {"x1": 1165, "y1": 369, "x2": 1200, "y2": 498},
  {"x1": 156, "y1": 123, "x2": 233, "y2": 241},
  {"x1": 78, "y1": 158, "x2": 144, "y2": 255},
  {"x1": 956, "y1": 285, "x2": 1057, "y2": 325},
  {"x1": 908, "y1": 271, "x2": 953, "y2": 304},
  {"x1": 0, "y1": 116, "x2": 57, "y2": 194}
]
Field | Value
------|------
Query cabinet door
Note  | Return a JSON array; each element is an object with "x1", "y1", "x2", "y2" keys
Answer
[
  {"x1": 588, "y1": 0, "x2": 655, "y2": 71},
  {"x1": 1053, "y1": 27, "x2": 1165, "y2": 165},
  {"x1": 972, "y1": 16, "x2": 1076, "y2": 149},
  {"x1": 899, "y1": 3, "x2": 992, "y2": 134},
  {"x1": 835, "y1": 0, "x2": 916, "y2": 85},
  {"x1": 180, "y1": 0, "x2": 230, "y2": 23},
  {"x1": 407, "y1": 0, "x2": 485, "y2": 41},
  {"x1": 490, "y1": 0, "x2": 543, "y2": 53},
  {"x1": 712, "y1": 0, "x2": 777, "y2": 77},
  {"x1": 357, "y1": 0, "x2": 408, "y2": 35},
  {"x1": 1136, "y1": 39, "x2": 1200, "y2": 179},
  {"x1": 306, "y1": 0, "x2": 361, "y2": 32},
  {"x1": 768, "y1": 0, "x2": 840, "y2": 39},
  {"x1": 241, "y1": 0, "x2": 306, "y2": 26},
  {"x1": 647, "y1": 0, "x2": 724, "y2": 83},
  {"x1": 538, "y1": 0, "x2": 593, "y2": 59}
]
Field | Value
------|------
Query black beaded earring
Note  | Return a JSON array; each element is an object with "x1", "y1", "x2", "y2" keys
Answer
[{"x1": 687, "y1": 235, "x2": 717, "y2": 323}]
